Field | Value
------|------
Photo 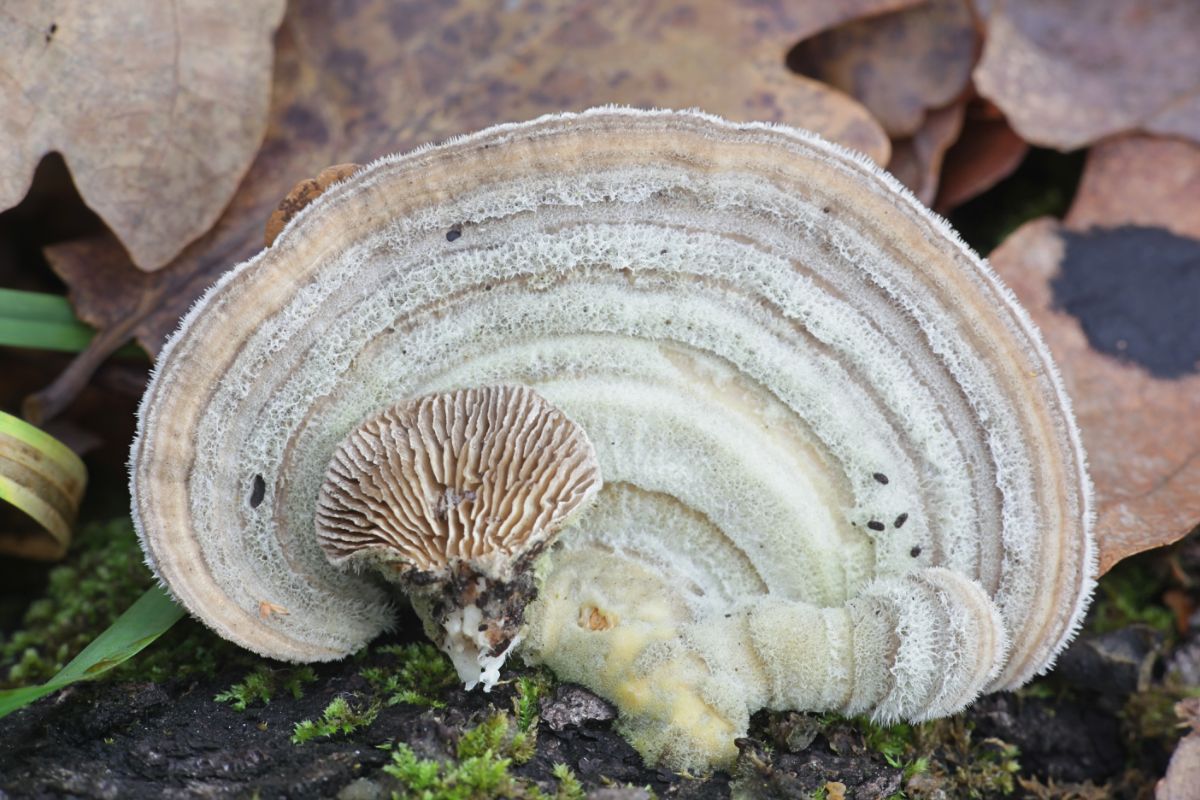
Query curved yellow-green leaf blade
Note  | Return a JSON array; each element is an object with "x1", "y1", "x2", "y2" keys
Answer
[
  {"x1": 0, "y1": 410, "x2": 87, "y2": 559},
  {"x1": 0, "y1": 586, "x2": 184, "y2": 719}
]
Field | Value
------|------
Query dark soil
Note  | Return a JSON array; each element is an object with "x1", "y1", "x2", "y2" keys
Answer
[
  {"x1": 0, "y1": 613, "x2": 1189, "y2": 799},
  {"x1": 0, "y1": 648, "x2": 729, "y2": 800}
]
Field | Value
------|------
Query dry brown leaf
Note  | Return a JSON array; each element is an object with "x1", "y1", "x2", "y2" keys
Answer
[
  {"x1": 991, "y1": 221, "x2": 1200, "y2": 573},
  {"x1": 968, "y1": 0, "x2": 994, "y2": 20},
  {"x1": 35, "y1": 0, "x2": 893, "y2": 421},
  {"x1": 1156, "y1": 698, "x2": 1200, "y2": 800},
  {"x1": 0, "y1": 1, "x2": 286, "y2": 270},
  {"x1": 988, "y1": 136, "x2": 1200, "y2": 572},
  {"x1": 934, "y1": 101, "x2": 1028, "y2": 213},
  {"x1": 974, "y1": 0, "x2": 1200, "y2": 151},
  {"x1": 788, "y1": 0, "x2": 978, "y2": 138},
  {"x1": 783, "y1": 0, "x2": 929, "y2": 40},
  {"x1": 1065, "y1": 136, "x2": 1200, "y2": 238},
  {"x1": 887, "y1": 102, "x2": 967, "y2": 205}
]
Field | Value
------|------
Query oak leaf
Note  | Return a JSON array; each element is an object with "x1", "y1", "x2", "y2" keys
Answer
[
  {"x1": 35, "y1": 0, "x2": 893, "y2": 420},
  {"x1": 788, "y1": 0, "x2": 978, "y2": 138},
  {"x1": 974, "y1": 0, "x2": 1200, "y2": 150},
  {"x1": 0, "y1": 1, "x2": 285, "y2": 271}
]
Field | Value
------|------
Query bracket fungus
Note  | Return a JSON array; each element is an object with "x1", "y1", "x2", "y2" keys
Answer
[{"x1": 131, "y1": 108, "x2": 1095, "y2": 770}]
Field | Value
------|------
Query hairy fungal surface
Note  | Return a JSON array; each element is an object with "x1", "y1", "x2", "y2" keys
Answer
[{"x1": 130, "y1": 108, "x2": 1095, "y2": 771}]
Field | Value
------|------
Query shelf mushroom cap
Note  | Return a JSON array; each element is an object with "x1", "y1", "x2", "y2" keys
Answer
[
  {"x1": 314, "y1": 385, "x2": 601, "y2": 688},
  {"x1": 130, "y1": 107, "x2": 1095, "y2": 771}
]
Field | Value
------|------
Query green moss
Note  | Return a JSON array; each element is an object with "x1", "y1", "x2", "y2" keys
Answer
[
  {"x1": 803, "y1": 713, "x2": 1020, "y2": 799},
  {"x1": 811, "y1": 713, "x2": 923, "y2": 772},
  {"x1": 129, "y1": 616, "x2": 259, "y2": 683},
  {"x1": 1087, "y1": 557, "x2": 1175, "y2": 639},
  {"x1": 860, "y1": 719, "x2": 916, "y2": 768},
  {"x1": 292, "y1": 696, "x2": 380, "y2": 744},
  {"x1": 0, "y1": 516, "x2": 260, "y2": 689},
  {"x1": 953, "y1": 740, "x2": 1020, "y2": 797},
  {"x1": 550, "y1": 764, "x2": 584, "y2": 800},
  {"x1": 385, "y1": 743, "x2": 443, "y2": 793},
  {"x1": 385, "y1": 742, "x2": 518, "y2": 800},
  {"x1": 909, "y1": 717, "x2": 1021, "y2": 799},
  {"x1": 903, "y1": 756, "x2": 930, "y2": 783},
  {"x1": 458, "y1": 712, "x2": 535, "y2": 765},
  {"x1": 215, "y1": 664, "x2": 317, "y2": 711},
  {"x1": 1120, "y1": 682, "x2": 1200, "y2": 763},
  {"x1": 513, "y1": 672, "x2": 551, "y2": 734},
  {"x1": 361, "y1": 643, "x2": 457, "y2": 708},
  {"x1": 287, "y1": 642, "x2": 459, "y2": 745},
  {"x1": 215, "y1": 665, "x2": 273, "y2": 711},
  {"x1": 382, "y1": 724, "x2": 585, "y2": 800},
  {"x1": 0, "y1": 519, "x2": 153, "y2": 688}
]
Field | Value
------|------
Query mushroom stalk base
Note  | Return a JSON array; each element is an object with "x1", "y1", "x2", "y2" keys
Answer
[{"x1": 402, "y1": 559, "x2": 541, "y2": 691}]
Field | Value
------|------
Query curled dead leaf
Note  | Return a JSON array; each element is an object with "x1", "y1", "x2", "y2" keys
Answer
[
  {"x1": 887, "y1": 102, "x2": 967, "y2": 206},
  {"x1": 934, "y1": 99, "x2": 1028, "y2": 213},
  {"x1": 784, "y1": 0, "x2": 929, "y2": 41},
  {"x1": 0, "y1": 0, "x2": 286, "y2": 270},
  {"x1": 787, "y1": 0, "x2": 978, "y2": 138},
  {"x1": 974, "y1": 0, "x2": 1200, "y2": 150}
]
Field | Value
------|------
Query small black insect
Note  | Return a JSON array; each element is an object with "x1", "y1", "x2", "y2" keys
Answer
[
  {"x1": 867, "y1": 520, "x2": 885, "y2": 532},
  {"x1": 910, "y1": 545, "x2": 922, "y2": 558},
  {"x1": 446, "y1": 228, "x2": 462, "y2": 242},
  {"x1": 872, "y1": 472, "x2": 889, "y2": 485},
  {"x1": 894, "y1": 512, "x2": 908, "y2": 529}
]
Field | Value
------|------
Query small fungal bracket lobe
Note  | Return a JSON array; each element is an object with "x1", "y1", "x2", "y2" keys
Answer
[{"x1": 130, "y1": 107, "x2": 1095, "y2": 772}]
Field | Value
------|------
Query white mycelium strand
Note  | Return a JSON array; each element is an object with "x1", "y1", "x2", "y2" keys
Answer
[{"x1": 130, "y1": 108, "x2": 1095, "y2": 771}]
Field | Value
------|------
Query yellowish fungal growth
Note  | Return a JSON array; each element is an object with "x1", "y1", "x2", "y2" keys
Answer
[{"x1": 130, "y1": 108, "x2": 1095, "y2": 772}]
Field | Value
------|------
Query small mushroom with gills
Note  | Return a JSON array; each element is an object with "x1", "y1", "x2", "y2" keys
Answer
[{"x1": 314, "y1": 385, "x2": 601, "y2": 690}]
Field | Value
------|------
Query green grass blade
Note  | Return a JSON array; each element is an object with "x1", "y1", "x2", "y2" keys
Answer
[
  {"x1": 0, "y1": 288, "x2": 145, "y2": 357},
  {"x1": 0, "y1": 289, "x2": 96, "y2": 352},
  {"x1": 0, "y1": 288, "x2": 82, "y2": 323},
  {"x1": 0, "y1": 585, "x2": 184, "y2": 718}
]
